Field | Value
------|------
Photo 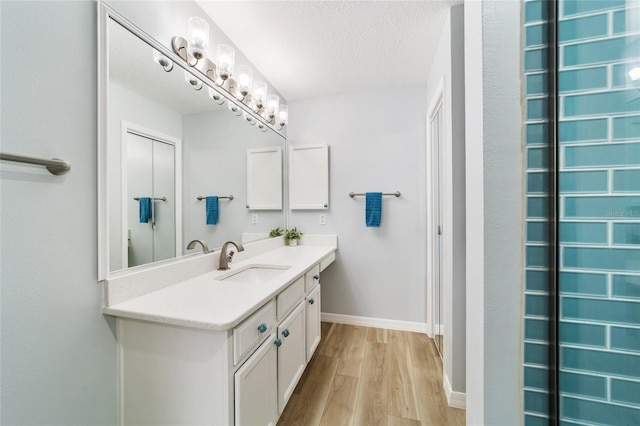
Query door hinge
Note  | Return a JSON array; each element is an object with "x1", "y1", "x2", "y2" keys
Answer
[{"x1": 437, "y1": 225, "x2": 442, "y2": 235}]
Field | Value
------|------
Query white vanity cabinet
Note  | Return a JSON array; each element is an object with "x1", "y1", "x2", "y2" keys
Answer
[
  {"x1": 235, "y1": 333, "x2": 278, "y2": 426},
  {"x1": 111, "y1": 249, "x2": 336, "y2": 426},
  {"x1": 277, "y1": 301, "x2": 307, "y2": 412},
  {"x1": 304, "y1": 263, "x2": 322, "y2": 361},
  {"x1": 305, "y1": 284, "x2": 321, "y2": 361}
]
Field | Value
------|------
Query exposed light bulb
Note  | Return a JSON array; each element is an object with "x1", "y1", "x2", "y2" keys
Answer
[
  {"x1": 243, "y1": 110, "x2": 256, "y2": 124},
  {"x1": 252, "y1": 81, "x2": 267, "y2": 110},
  {"x1": 629, "y1": 67, "x2": 640, "y2": 82},
  {"x1": 278, "y1": 104, "x2": 288, "y2": 127},
  {"x1": 266, "y1": 94, "x2": 279, "y2": 121},
  {"x1": 216, "y1": 44, "x2": 235, "y2": 81},
  {"x1": 237, "y1": 65, "x2": 253, "y2": 99},
  {"x1": 184, "y1": 70, "x2": 203, "y2": 90},
  {"x1": 187, "y1": 17, "x2": 209, "y2": 60},
  {"x1": 227, "y1": 101, "x2": 242, "y2": 116},
  {"x1": 152, "y1": 49, "x2": 173, "y2": 72},
  {"x1": 208, "y1": 87, "x2": 224, "y2": 105}
]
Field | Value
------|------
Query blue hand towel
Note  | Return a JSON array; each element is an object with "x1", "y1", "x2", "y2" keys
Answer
[
  {"x1": 206, "y1": 196, "x2": 219, "y2": 225},
  {"x1": 139, "y1": 197, "x2": 152, "y2": 223},
  {"x1": 365, "y1": 192, "x2": 382, "y2": 227}
]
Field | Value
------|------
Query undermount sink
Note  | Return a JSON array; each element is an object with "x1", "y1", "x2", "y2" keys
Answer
[{"x1": 219, "y1": 265, "x2": 290, "y2": 283}]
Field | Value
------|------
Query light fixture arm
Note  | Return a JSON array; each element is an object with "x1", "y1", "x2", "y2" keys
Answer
[{"x1": 171, "y1": 36, "x2": 198, "y2": 67}]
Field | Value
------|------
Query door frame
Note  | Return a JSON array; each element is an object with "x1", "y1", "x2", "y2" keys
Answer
[
  {"x1": 426, "y1": 77, "x2": 447, "y2": 343},
  {"x1": 121, "y1": 121, "x2": 182, "y2": 268}
]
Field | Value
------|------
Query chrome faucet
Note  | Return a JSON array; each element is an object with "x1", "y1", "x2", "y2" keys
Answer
[
  {"x1": 218, "y1": 241, "x2": 245, "y2": 270},
  {"x1": 186, "y1": 239, "x2": 209, "y2": 254}
]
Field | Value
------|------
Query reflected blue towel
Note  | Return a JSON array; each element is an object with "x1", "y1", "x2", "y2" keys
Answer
[
  {"x1": 365, "y1": 192, "x2": 382, "y2": 227},
  {"x1": 139, "y1": 197, "x2": 152, "y2": 223},
  {"x1": 206, "y1": 196, "x2": 219, "y2": 225}
]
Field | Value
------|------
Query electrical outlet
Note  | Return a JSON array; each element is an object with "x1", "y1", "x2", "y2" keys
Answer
[
  {"x1": 319, "y1": 214, "x2": 326, "y2": 225},
  {"x1": 251, "y1": 214, "x2": 258, "y2": 224}
]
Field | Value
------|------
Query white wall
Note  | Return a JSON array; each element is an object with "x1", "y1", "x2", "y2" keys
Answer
[
  {"x1": 108, "y1": 82, "x2": 183, "y2": 271},
  {"x1": 465, "y1": 0, "x2": 523, "y2": 424},
  {"x1": 288, "y1": 84, "x2": 428, "y2": 324},
  {"x1": 0, "y1": 2, "x2": 117, "y2": 424},
  {"x1": 464, "y1": 1, "x2": 486, "y2": 423},
  {"x1": 426, "y1": 5, "x2": 467, "y2": 398}
]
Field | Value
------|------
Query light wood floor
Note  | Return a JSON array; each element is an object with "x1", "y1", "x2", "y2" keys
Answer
[{"x1": 277, "y1": 322, "x2": 466, "y2": 426}]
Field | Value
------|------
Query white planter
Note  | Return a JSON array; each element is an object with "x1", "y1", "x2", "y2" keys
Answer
[{"x1": 288, "y1": 239, "x2": 298, "y2": 246}]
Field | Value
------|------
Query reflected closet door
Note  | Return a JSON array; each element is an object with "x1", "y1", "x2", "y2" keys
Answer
[
  {"x1": 126, "y1": 132, "x2": 154, "y2": 267},
  {"x1": 125, "y1": 131, "x2": 176, "y2": 268},
  {"x1": 152, "y1": 140, "x2": 176, "y2": 263}
]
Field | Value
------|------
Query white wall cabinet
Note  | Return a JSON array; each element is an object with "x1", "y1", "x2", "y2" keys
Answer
[
  {"x1": 289, "y1": 144, "x2": 329, "y2": 209},
  {"x1": 117, "y1": 260, "x2": 328, "y2": 425},
  {"x1": 235, "y1": 333, "x2": 278, "y2": 426}
]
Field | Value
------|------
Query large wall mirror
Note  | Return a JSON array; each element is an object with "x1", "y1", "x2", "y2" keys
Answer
[{"x1": 100, "y1": 8, "x2": 286, "y2": 277}]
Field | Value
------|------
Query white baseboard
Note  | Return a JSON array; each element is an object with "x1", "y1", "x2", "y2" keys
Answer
[
  {"x1": 444, "y1": 374, "x2": 466, "y2": 409},
  {"x1": 321, "y1": 312, "x2": 429, "y2": 334}
]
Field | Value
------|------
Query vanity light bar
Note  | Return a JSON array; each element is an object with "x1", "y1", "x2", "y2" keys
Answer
[{"x1": 170, "y1": 17, "x2": 287, "y2": 131}]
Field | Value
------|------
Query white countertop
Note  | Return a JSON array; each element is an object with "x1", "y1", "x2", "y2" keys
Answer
[{"x1": 103, "y1": 244, "x2": 336, "y2": 331}]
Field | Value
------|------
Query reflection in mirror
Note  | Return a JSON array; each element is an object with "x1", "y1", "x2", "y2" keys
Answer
[{"x1": 107, "y1": 17, "x2": 285, "y2": 273}]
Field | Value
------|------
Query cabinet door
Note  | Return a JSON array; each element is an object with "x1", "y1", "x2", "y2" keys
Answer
[
  {"x1": 235, "y1": 333, "x2": 278, "y2": 426},
  {"x1": 305, "y1": 284, "x2": 321, "y2": 361},
  {"x1": 277, "y1": 301, "x2": 306, "y2": 413},
  {"x1": 289, "y1": 144, "x2": 329, "y2": 209},
  {"x1": 246, "y1": 146, "x2": 283, "y2": 210}
]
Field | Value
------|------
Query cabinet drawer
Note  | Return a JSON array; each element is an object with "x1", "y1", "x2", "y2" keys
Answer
[
  {"x1": 233, "y1": 300, "x2": 276, "y2": 365},
  {"x1": 277, "y1": 276, "x2": 304, "y2": 319},
  {"x1": 304, "y1": 264, "x2": 320, "y2": 293}
]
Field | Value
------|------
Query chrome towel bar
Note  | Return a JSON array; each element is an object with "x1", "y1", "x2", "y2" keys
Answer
[
  {"x1": 0, "y1": 152, "x2": 71, "y2": 175},
  {"x1": 197, "y1": 195, "x2": 234, "y2": 201},
  {"x1": 134, "y1": 197, "x2": 167, "y2": 202},
  {"x1": 349, "y1": 191, "x2": 401, "y2": 198}
]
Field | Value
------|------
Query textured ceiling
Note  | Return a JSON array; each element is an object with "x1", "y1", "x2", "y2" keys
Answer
[{"x1": 196, "y1": 0, "x2": 463, "y2": 101}]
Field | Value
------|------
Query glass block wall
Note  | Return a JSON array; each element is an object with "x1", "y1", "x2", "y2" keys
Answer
[
  {"x1": 524, "y1": 0, "x2": 640, "y2": 425},
  {"x1": 557, "y1": 0, "x2": 640, "y2": 424},
  {"x1": 523, "y1": 0, "x2": 553, "y2": 423}
]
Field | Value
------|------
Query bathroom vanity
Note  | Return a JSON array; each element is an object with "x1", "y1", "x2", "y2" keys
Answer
[
  {"x1": 97, "y1": 3, "x2": 336, "y2": 423},
  {"x1": 103, "y1": 236, "x2": 336, "y2": 425}
]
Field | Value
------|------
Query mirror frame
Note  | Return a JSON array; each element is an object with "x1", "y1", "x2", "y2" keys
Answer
[{"x1": 97, "y1": 3, "x2": 288, "y2": 281}]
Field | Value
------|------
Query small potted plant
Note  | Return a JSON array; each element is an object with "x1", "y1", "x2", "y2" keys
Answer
[
  {"x1": 269, "y1": 227, "x2": 284, "y2": 238},
  {"x1": 285, "y1": 227, "x2": 303, "y2": 246}
]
